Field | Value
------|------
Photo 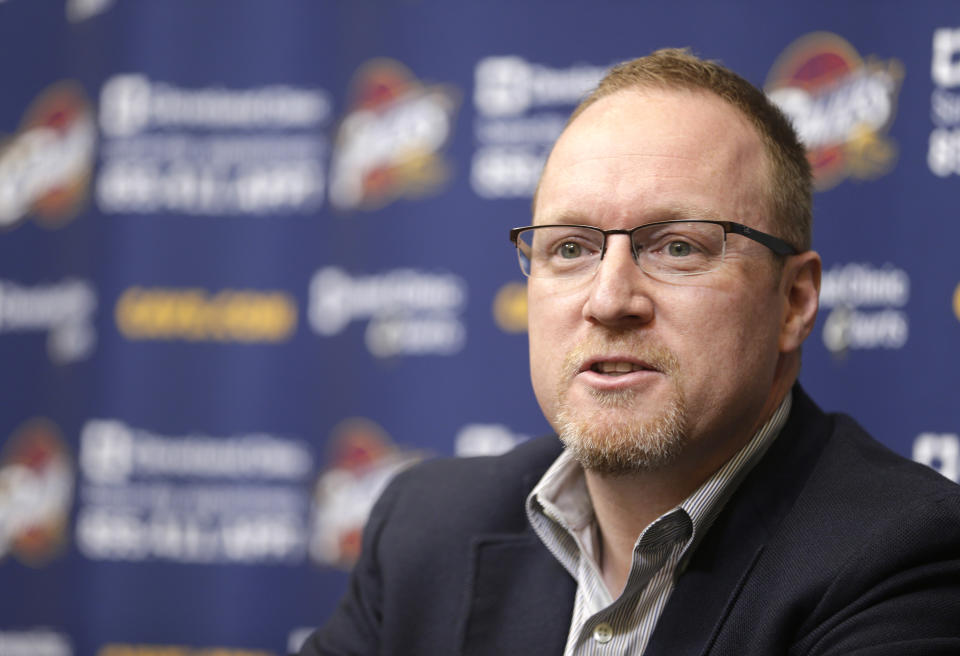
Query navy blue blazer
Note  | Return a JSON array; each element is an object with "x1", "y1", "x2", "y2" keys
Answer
[{"x1": 303, "y1": 387, "x2": 960, "y2": 655}]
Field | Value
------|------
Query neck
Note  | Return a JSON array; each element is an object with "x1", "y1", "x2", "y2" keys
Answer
[{"x1": 584, "y1": 456, "x2": 704, "y2": 597}]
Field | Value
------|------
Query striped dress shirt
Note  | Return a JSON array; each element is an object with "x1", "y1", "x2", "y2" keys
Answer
[{"x1": 526, "y1": 392, "x2": 792, "y2": 655}]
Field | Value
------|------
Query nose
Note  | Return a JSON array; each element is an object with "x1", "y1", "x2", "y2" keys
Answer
[{"x1": 581, "y1": 234, "x2": 655, "y2": 327}]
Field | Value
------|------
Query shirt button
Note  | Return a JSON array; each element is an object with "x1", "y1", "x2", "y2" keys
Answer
[{"x1": 593, "y1": 622, "x2": 614, "y2": 644}]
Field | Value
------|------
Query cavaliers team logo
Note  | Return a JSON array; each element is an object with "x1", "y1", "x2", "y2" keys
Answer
[
  {"x1": 308, "y1": 418, "x2": 423, "y2": 568},
  {"x1": 0, "y1": 81, "x2": 96, "y2": 230},
  {"x1": 328, "y1": 59, "x2": 460, "y2": 211},
  {"x1": 766, "y1": 33, "x2": 903, "y2": 190},
  {"x1": 0, "y1": 419, "x2": 75, "y2": 565}
]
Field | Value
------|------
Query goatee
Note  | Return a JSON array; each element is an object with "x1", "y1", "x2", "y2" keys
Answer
[{"x1": 554, "y1": 335, "x2": 689, "y2": 475}]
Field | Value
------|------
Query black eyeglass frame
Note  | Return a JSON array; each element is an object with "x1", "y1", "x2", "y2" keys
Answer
[{"x1": 509, "y1": 220, "x2": 799, "y2": 265}]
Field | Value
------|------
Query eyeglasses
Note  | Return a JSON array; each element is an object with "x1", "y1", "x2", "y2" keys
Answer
[{"x1": 509, "y1": 220, "x2": 798, "y2": 282}]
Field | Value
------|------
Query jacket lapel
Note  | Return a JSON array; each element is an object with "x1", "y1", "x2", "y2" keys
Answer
[
  {"x1": 459, "y1": 533, "x2": 576, "y2": 655},
  {"x1": 645, "y1": 386, "x2": 831, "y2": 656},
  {"x1": 644, "y1": 492, "x2": 769, "y2": 656},
  {"x1": 458, "y1": 461, "x2": 576, "y2": 656}
]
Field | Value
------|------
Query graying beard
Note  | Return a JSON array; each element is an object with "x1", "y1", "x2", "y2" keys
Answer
[
  {"x1": 590, "y1": 388, "x2": 636, "y2": 409},
  {"x1": 556, "y1": 389, "x2": 688, "y2": 476}
]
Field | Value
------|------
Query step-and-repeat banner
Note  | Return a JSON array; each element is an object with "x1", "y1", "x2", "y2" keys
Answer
[{"x1": 2, "y1": 1, "x2": 958, "y2": 654}]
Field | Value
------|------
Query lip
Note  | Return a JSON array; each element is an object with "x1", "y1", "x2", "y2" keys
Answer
[
  {"x1": 580, "y1": 355, "x2": 660, "y2": 374},
  {"x1": 575, "y1": 356, "x2": 663, "y2": 391}
]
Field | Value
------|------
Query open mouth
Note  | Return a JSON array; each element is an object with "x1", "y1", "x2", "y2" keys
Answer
[{"x1": 588, "y1": 361, "x2": 655, "y2": 376}]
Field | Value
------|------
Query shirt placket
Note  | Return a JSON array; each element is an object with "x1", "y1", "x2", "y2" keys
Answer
[{"x1": 570, "y1": 512, "x2": 692, "y2": 656}]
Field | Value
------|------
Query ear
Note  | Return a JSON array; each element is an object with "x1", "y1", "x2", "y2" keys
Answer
[{"x1": 779, "y1": 250, "x2": 821, "y2": 353}]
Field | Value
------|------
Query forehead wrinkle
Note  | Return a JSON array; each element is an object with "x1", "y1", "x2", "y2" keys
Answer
[
  {"x1": 535, "y1": 202, "x2": 723, "y2": 228},
  {"x1": 543, "y1": 152, "x2": 702, "y2": 188},
  {"x1": 645, "y1": 204, "x2": 723, "y2": 222}
]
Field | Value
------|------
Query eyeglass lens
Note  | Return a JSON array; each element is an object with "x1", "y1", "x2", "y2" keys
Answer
[{"x1": 516, "y1": 222, "x2": 727, "y2": 279}]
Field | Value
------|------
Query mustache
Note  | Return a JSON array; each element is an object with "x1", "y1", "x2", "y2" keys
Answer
[{"x1": 560, "y1": 332, "x2": 680, "y2": 378}]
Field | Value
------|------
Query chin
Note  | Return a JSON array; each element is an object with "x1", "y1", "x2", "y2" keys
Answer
[{"x1": 555, "y1": 394, "x2": 688, "y2": 476}]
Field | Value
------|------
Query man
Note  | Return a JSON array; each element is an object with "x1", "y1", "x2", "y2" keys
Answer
[{"x1": 303, "y1": 49, "x2": 960, "y2": 655}]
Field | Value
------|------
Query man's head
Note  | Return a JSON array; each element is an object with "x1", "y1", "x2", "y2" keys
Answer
[{"x1": 525, "y1": 49, "x2": 821, "y2": 478}]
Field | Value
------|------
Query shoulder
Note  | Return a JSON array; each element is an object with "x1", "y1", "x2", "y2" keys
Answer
[
  {"x1": 735, "y1": 386, "x2": 960, "y2": 591},
  {"x1": 755, "y1": 387, "x2": 960, "y2": 585},
  {"x1": 810, "y1": 408, "x2": 959, "y2": 517},
  {"x1": 783, "y1": 412, "x2": 960, "y2": 651},
  {"x1": 782, "y1": 386, "x2": 957, "y2": 508},
  {"x1": 703, "y1": 390, "x2": 960, "y2": 652}
]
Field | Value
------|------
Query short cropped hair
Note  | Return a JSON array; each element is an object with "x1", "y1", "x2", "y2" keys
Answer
[{"x1": 564, "y1": 48, "x2": 812, "y2": 251}]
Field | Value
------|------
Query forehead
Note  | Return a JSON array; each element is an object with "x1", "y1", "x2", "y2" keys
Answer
[{"x1": 535, "y1": 88, "x2": 770, "y2": 227}]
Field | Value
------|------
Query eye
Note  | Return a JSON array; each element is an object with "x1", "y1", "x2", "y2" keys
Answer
[
  {"x1": 666, "y1": 241, "x2": 693, "y2": 257},
  {"x1": 559, "y1": 242, "x2": 583, "y2": 259}
]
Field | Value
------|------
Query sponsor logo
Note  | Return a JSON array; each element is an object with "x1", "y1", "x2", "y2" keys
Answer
[
  {"x1": 308, "y1": 266, "x2": 466, "y2": 358},
  {"x1": 766, "y1": 32, "x2": 903, "y2": 190},
  {"x1": 471, "y1": 56, "x2": 605, "y2": 198},
  {"x1": 0, "y1": 629, "x2": 72, "y2": 656},
  {"x1": 328, "y1": 59, "x2": 459, "y2": 210},
  {"x1": 0, "y1": 278, "x2": 97, "y2": 363},
  {"x1": 309, "y1": 418, "x2": 422, "y2": 569},
  {"x1": 492, "y1": 281, "x2": 528, "y2": 333},
  {"x1": 0, "y1": 81, "x2": 96, "y2": 230},
  {"x1": 913, "y1": 432, "x2": 959, "y2": 482},
  {"x1": 933, "y1": 28, "x2": 960, "y2": 88},
  {"x1": 76, "y1": 419, "x2": 312, "y2": 564},
  {"x1": 97, "y1": 75, "x2": 331, "y2": 215},
  {"x1": 474, "y1": 56, "x2": 605, "y2": 118},
  {"x1": 0, "y1": 419, "x2": 74, "y2": 565},
  {"x1": 929, "y1": 28, "x2": 960, "y2": 176},
  {"x1": 99, "y1": 75, "x2": 329, "y2": 137},
  {"x1": 115, "y1": 287, "x2": 297, "y2": 343},
  {"x1": 80, "y1": 420, "x2": 311, "y2": 484},
  {"x1": 819, "y1": 262, "x2": 909, "y2": 357}
]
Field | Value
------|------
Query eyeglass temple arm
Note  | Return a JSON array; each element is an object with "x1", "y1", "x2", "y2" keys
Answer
[{"x1": 723, "y1": 222, "x2": 798, "y2": 256}]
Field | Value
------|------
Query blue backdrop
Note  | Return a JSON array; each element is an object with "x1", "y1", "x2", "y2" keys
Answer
[{"x1": 2, "y1": 1, "x2": 958, "y2": 655}]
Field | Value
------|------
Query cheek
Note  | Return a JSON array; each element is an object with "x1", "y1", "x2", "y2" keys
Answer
[
  {"x1": 672, "y1": 288, "x2": 771, "y2": 369},
  {"x1": 527, "y1": 301, "x2": 554, "y2": 369},
  {"x1": 526, "y1": 287, "x2": 574, "y2": 413},
  {"x1": 683, "y1": 289, "x2": 782, "y2": 384},
  {"x1": 528, "y1": 334, "x2": 554, "y2": 417}
]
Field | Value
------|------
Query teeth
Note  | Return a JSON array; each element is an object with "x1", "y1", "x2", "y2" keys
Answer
[{"x1": 594, "y1": 361, "x2": 645, "y2": 374}]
